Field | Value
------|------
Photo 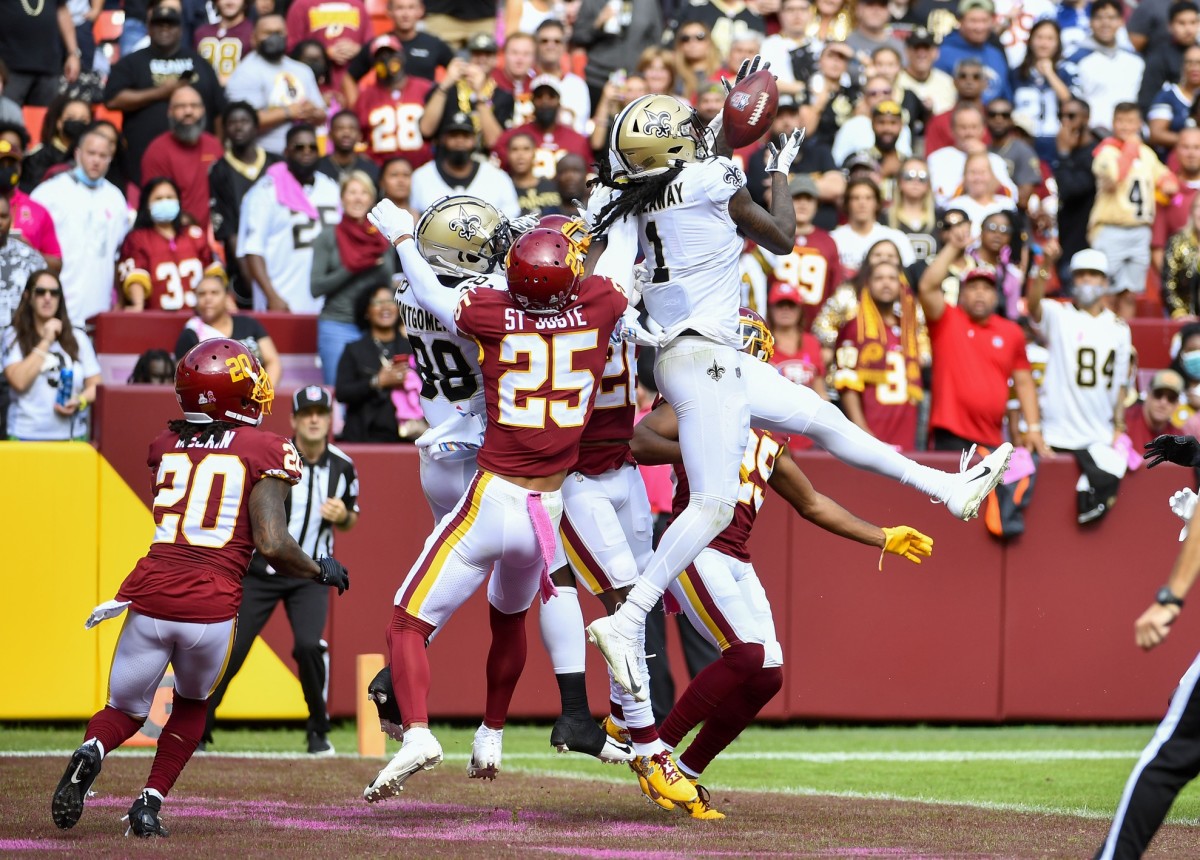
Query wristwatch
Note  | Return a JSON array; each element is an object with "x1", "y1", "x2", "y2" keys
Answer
[{"x1": 1156, "y1": 586, "x2": 1185, "y2": 609}]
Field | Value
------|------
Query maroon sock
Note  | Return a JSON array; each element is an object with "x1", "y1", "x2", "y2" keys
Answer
[
  {"x1": 483, "y1": 604, "x2": 528, "y2": 730},
  {"x1": 145, "y1": 694, "x2": 208, "y2": 797},
  {"x1": 680, "y1": 666, "x2": 783, "y2": 776},
  {"x1": 659, "y1": 642, "x2": 764, "y2": 748},
  {"x1": 610, "y1": 701, "x2": 625, "y2": 722},
  {"x1": 389, "y1": 606, "x2": 436, "y2": 729},
  {"x1": 84, "y1": 705, "x2": 145, "y2": 755},
  {"x1": 629, "y1": 723, "x2": 660, "y2": 745}
]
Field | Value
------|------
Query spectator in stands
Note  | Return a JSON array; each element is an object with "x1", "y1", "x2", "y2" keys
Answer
[
  {"x1": 918, "y1": 224, "x2": 1045, "y2": 456},
  {"x1": 127, "y1": 348, "x2": 176, "y2": 383},
  {"x1": 354, "y1": 38, "x2": 433, "y2": 170},
  {"x1": 672, "y1": 23, "x2": 721, "y2": 103},
  {"x1": 1011, "y1": 19, "x2": 1070, "y2": 164},
  {"x1": 1050, "y1": 97, "x2": 1096, "y2": 288},
  {"x1": 898, "y1": 27, "x2": 956, "y2": 117},
  {"x1": 311, "y1": 171, "x2": 395, "y2": 385},
  {"x1": 1091, "y1": 103, "x2": 1178, "y2": 297},
  {"x1": 225, "y1": 15, "x2": 327, "y2": 156},
  {"x1": 140, "y1": 85, "x2": 224, "y2": 233},
  {"x1": 0, "y1": 61, "x2": 25, "y2": 127},
  {"x1": 20, "y1": 95, "x2": 92, "y2": 192},
  {"x1": 766, "y1": 281, "x2": 828, "y2": 399},
  {"x1": 760, "y1": 0, "x2": 819, "y2": 101},
  {"x1": 553, "y1": 153, "x2": 587, "y2": 212},
  {"x1": 1153, "y1": 127, "x2": 1200, "y2": 275},
  {"x1": 986, "y1": 98, "x2": 1042, "y2": 211},
  {"x1": 924, "y1": 57, "x2": 988, "y2": 156},
  {"x1": 194, "y1": 0, "x2": 254, "y2": 85},
  {"x1": 572, "y1": 0, "x2": 663, "y2": 108},
  {"x1": 286, "y1": 0, "x2": 372, "y2": 90},
  {"x1": 30, "y1": 127, "x2": 127, "y2": 325},
  {"x1": 887, "y1": 158, "x2": 940, "y2": 263},
  {"x1": 764, "y1": 174, "x2": 842, "y2": 332},
  {"x1": 315, "y1": 110, "x2": 378, "y2": 186},
  {"x1": 1059, "y1": 0, "x2": 1143, "y2": 136},
  {"x1": 506, "y1": 0, "x2": 555, "y2": 37},
  {"x1": 1139, "y1": 0, "x2": 1200, "y2": 115},
  {"x1": 0, "y1": 195, "x2": 47, "y2": 329},
  {"x1": 491, "y1": 32, "x2": 537, "y2": 125},
  {"x1": 103, "y1": 1, "x2": 224, "y2": 182},
  {"x1": 832, "y1": 88, "x2": 912, "y2": 170},
  {"x1": 831, "y1": 178, "x2": 916, "y2": 274},
  {"x1": 808, "y1": 0, "x2": 853, "y2": 42},
  {"x1": 1125, "y1": 369, "x2": 1186, "y2": 454},
  {"x1": 803, "y1": 41, "x2": 861, "y2": 151},
  {"x1": 1163, "y1": 193, "x2": 1200, "y2": 319},
  {"x1": 533, "y1": 20, "x2": 590, "y2": 135},
  {"x1": 238, "y1": 124, "x2": 341, "y2": 312},
  {"x1": 1171, "y1": 323, "x2": 1200, "y2": 420},
  {"x1": 833, "y1": 258, "x2": 922, "y2": 449},
  {"x1": 873, "y1": 47, "x2": 929, "y2": 140},
  {"x1": 410, "y1": 112, "x2": 520, "y2": 217},
  {"x1": 928, "y1": 103, "x2": 1017, "y2": 207},
  {"x1": 947, "y1": 152, "x2": 1017, "y2": 235},
  {"x1": 419, "y1": 42, "x2": 508, "y2": 147},
  {"x1": 360, "y1": 0, "x2": 452, "y2": 83},
  {"x1": 508, "y1": 132, "x2": 560, "y2": 216},
  {"x1": 968, "y1": 209, "x2": 1026, "y2": 318},
  {"x1": 493, "y1": 76, "x2": 590, "y2": 180},
  {"x1": 846, "y1": 0, "x2": 905, "y2": 66},
  {"x1": 933, "y1": 0, "x2": 1010, "y2": 103},
  {"x1": 291, "y1": 40, "x2": 347, "y2": 117},
  {"x1": 421, "y1": 0, "x2": 497, "y2": 49},
  {"x1": 175, "y1": 274, "x2": 282, "y2": 383},
  {"x1": 0, "y1": 130, "x2": 63, "y2": 275},
  {"x1": 335, "y1": 283, "x2": 413, "y2": 443},
  {"x1": 1148, "y1": 44, "x2": 1200, "y2": 153},
  {"x1": 813, "y1": 238, "x2": 911, "y2": 362},
  {"x1": 1128, "y1": 0, "x2": 1172, "y2": 54},
  {"x1": 377, "y1": 155, "x2": 416, "y2": 219},
  {"x1": 588, "y1": 73, "x2": 648, "y2": 154},
  {"x1": 0, "y1": 0, "x2": 80, "y2": 107},
  {"x1": 119, "y1": 177, "x2": 226, "y2": 312},
  {"x1": 3, "y1": 270, "x2": 100, "y2": 441},
  {"x1": 638, "y1": 47, "x2": 682, "y2": 102}
]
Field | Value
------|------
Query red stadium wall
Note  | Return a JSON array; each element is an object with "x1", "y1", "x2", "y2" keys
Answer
[{"x1": 94, "y1": 386, "x2": 1200, "y2": 723}]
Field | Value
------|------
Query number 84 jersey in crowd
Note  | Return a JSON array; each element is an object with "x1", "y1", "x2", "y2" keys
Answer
[{"x1": 116, "y1": 427, "x2": 304, "y2": 624}]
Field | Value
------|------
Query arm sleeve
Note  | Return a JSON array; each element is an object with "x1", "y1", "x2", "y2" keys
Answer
[
  {"x1": 593, "y1": 212, "x2": 638, "y2": 294},
  {"x1": 255, "y1": 434, "x2": 304, "y2": 484},
  {"x1": 395, "y1": 238, "x2": 461, "y2": 334},
  {"x1": 118, "y1": 232, "x2": 151, "y2": 295},
  {"x1": 77, "y1": 331, "x2": 101, "y2": 379}
]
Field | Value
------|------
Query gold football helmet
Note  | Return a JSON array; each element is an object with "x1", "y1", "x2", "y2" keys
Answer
[
  {"x1": 415, "y1": 195, "x2": 512, "y2": 275},
  {"x1": 610, "y1": 94, "x2": 711, "y2": 180},
  {"x1": 738, "y1": 307, "x2": 775, "y2": 362}
]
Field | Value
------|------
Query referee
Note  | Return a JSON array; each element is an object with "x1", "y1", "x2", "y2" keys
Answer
[{"x1": 203, "y1": 386, "x2": 360, "y2": 754}]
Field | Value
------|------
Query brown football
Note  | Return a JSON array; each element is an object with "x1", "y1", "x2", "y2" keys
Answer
[{"x1": 721, "y1": 69, "x2": 779, "y2": 149}]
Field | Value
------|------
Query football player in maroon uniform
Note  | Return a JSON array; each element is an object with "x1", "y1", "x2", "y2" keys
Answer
[
  {"x1": 630, "y1": 309, "x2": 933, "y2": 819},
  {"x1": 51, "y1": 339, "x2": 349, "y2": 838},
  {"x1": 362, "y1": 200, "x2": 635, "y2": 801}
]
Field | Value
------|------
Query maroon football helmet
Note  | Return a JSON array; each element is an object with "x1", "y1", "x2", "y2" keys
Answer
[
  {"x1": 175, "y1": 338, "x2": 274, "y2": 426},
  {"x1": 538, "y1": 213, "x2": 592, "y2": 254},
  {"x1": 738, "y1": 307, "x2": 775, "y2": 362},
  {"x1": 505, "y1": 227, "x2": 585, "y2": 315}
]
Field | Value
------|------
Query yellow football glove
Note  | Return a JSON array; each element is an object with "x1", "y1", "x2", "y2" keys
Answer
[{"x1": 879, "y1": 526, "x2": 934, "y2": 570}]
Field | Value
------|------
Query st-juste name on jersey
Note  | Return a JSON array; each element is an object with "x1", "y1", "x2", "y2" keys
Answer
[{"x1": 633, "y1": 156, "x2": 747, "y2": 347}]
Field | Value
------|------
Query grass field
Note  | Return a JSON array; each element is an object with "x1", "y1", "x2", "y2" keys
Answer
[{"x1": 5, "y1": 721, "x2": 1200, "y2": 857}]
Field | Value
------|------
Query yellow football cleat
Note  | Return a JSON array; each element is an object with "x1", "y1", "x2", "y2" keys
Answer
[
  {"x1": 604, "y1": 716, "x2": 631, "y2": 745},
  {"x1": 679, "y1": 780, "x2": 725, "y2": 820},
  {"x1": 631, "y1": 751, "x2": 697, "y2": 804},
  {"x1": 631, "y1": 761, "x2": 675, "y2": 811}
]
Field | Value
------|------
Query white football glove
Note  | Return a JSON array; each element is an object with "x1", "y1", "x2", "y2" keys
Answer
[
  {"x1": 582, "y1": 182, "x2": 616, "y2": 231},
  {"x1": 1170, "y1": 487, "x2": 1198, "y2": 541},
  {"x1": 765, "y1": 128, "x2": 806, "y2": 175},
  {"x1": 618, "y1": 306, "x2": 663, "y2": 347},
  {"x1": 368, "y1": 199, "x2": 414, "y2": 245},
  {"x1": 508, "y1": 213, "x2": 540, "y2": 236},
  {"x1": 721, "y1": 55, "x2": 771, "y2": 94}
]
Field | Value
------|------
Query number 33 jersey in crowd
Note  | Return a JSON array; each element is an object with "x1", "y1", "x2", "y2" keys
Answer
[{"x1": 116, "y1": 427, "x2": 304, "y2": 624}]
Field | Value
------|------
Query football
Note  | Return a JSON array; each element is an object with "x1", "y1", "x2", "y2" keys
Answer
[{"x1": 722, "y1": 69, "x2": 779, "y2": 149}]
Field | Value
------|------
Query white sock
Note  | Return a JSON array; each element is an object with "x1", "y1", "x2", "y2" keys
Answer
[
  {"x1": 633, "y1": 737, "x2": 665, "y2": 757},
  {"x1": 621, "y1": 630, "x2": 657, "y2": 752},
  {"x1": 677, "y1": 759, "x2": 700, "y2": 780},
  {"x1": 608, "y1": 671, "x2": 626, "y2": 727},
  {"x1": 85, "y1": 737, "x2": 106, "y2": 759},
  {"x1": 538, "y1": 586, "x2": 586, "y2": 673},
  {"x1": 403, "y1": 726, "x2": 433, "y2": 745},
  {"x1": 476, "y1": 723, "x2": 502, "y2": 740}
]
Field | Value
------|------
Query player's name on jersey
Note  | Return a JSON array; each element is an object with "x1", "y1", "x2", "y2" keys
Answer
[
  {"x1": 402, "y1": 303, "x2": 448, "y2": 334},
  {"x1": 505, "y1": 307, "x2": 589, "y2": 330},
  {"x1": 641, "y1": 180, "x2": 687, "y2": 214},
  {"x1": 175, "y1": 430, "x2": 237, "y2": 449}
]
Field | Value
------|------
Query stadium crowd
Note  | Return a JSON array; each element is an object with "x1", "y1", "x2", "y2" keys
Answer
[{"x1": 1, "y1": 1, "x2": 1198, "y2": 490}]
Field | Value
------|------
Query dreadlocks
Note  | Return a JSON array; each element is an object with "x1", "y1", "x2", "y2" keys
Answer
[
  {"x1": 589, "y1": 156, "x2": 683, "y2": 239},
  {"x1": 168, "y1": 419, "x2": 245, "y2": 445}
]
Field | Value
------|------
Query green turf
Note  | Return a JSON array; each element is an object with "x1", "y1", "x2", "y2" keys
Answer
[{"x1": 7, "y1": 722, "x2": 1200, "y2": 823}]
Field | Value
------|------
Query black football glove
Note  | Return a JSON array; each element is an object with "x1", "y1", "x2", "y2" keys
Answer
[
  {"x1": 1144, "y1": 434, "x2": 1200, "y2": 469},
  {"x1": 316, "y1": 557, "x2": 350, "y2": 594}
]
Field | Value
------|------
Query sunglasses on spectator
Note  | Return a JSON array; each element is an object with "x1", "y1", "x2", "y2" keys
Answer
[
  {"x1": 290, "y1": 142, "x2": 319, "y2": 152},
  {"x1": 679, "y1": 32, "x2": 707, "y2": 42},
  {"x1": 983, "y1": 222, "x2": 1011, "y2": 234},
  {"x1": 987, "y1": 109, "x2": 1012, "y2": 118},
  {"x1": 1151, "y1": 389, "x2": 1181, "y2": 402},
  {"x1": 902, "y1": 169, "x2": 928, "y2": 181},
  {"x1": 957, "y1": 71, "x2": 983, "y2": 80},
  {"x1": 33, "y1": 287, "x2": 61, "y2": 298}
]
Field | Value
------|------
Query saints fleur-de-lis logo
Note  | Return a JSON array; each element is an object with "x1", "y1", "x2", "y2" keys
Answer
[
  {"x1": 642, "y1": 108, "x2": 673, "y2": 138},
  {"x1": 449, "y1": 206, "x2": 482, "y2": 240},
  {"x1": 707, "y1": 360, "x2": 725, "y2": 381},
  {"x1": 723, "y1": 164, "x2": 743, "y2": 187}
]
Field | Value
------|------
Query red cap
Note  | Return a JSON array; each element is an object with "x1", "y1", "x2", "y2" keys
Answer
[
  {"x1": 371, "y1": 35, "x2": 403, "y2": 55},
  {"x1": 768, "y1": 281, "x2": 803, "y2": 305},
  {"x1": 961, "y1": 266, "x2": 997, "y2": 285}
]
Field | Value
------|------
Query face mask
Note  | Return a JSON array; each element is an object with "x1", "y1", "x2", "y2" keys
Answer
[
  {"x1": 1182, "y1": 351, "x2": 1200, "y2": 379},
  {"x1": 287, "y1": 158, "x2": 316, "y2": 183},
  {"x1": 149, "y1": 198, "x2": 180, "y2": 223},
  {"x1": 534, "y1": 105, "x2": 558, "y2": 128},
  {"x1": 62, "y1": 119, "x2": 87, "y2": 143},
  {"x1": 73, "y1": 165, "x2": 101, "y2": 188},
  {"x1": 1074, "y1": 282, "x2": 1105, "y2": 307},
  {"x1": 258, "y1": 33, "x2": 287, "y2": 61},
  {"x1": 306, "y1": 60, "x2": 328, "y2": 80},
  {"x1": 0, "y1": 164, "x2": 17, "y2": 189},
  {"x1": 445, "y1": 149, "x2": 472, "y2": 167}
]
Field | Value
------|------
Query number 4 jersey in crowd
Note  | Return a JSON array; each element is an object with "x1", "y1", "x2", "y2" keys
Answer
[{"x1": 115, "y1": 427, "x2": 304, "y2": 623}]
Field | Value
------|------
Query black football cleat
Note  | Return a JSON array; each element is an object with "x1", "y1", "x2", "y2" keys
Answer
[
  {"x1": 368, "y1": 665, "x2": 404, "y2": 741},
  {"x1": 550, "y1": 714, "x2": 634, "y2": 763},
  {"x1": 124, "y1": 791, "x2": 169, "y2": 838},
  {"x1": 51, "y1": 741, "x2": 103, "y2": 830}
]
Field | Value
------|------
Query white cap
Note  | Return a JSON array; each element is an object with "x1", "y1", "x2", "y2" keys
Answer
[{"x1": 1069, "y1": 248, "x2": 1109, "y2": 277}]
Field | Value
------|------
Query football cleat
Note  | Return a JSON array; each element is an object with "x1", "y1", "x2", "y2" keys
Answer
[
  {"x1": 680, "y1": 780, "x2": 725, "y2": 820},
  {"x1": 467, "y1": 725, "x2": 502, "y2": 780},
  {"x1": 632, "y1": 751, "x2": 698, "y2": 804},
  {"x1": 306, "y1": 731, "x2": 335, "y2": 755},
  {"x1": 51, "y1": 741, "x2": 103, "y2": 830},
  {"x1": 942, "y1": 443, "x2": 1012, "y2": 521},
  {"x1": 363, "y1": 732, "x2": 443, "y2": 802},
  {"x1": 603, "y1": 715, "x2": 632, "y2": 746},
  {"x1": 124, "y1": 791, "x2": 169, "y2": 838},
  {"x1": 367, "y1": 666, "x2": 404, "y2": 742},
  {"x1": 550, "y1": 715, "x2": 634, "y2": 763},
  {"x1": 586, "y1": 617, "x2": 646, "y2": 702},
  {"x1": 631, "y1": 761, "x2": 675, "y2": 811}
]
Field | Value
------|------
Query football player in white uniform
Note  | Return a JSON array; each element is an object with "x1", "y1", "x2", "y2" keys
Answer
[{"x1": 584, "y1": 60, "x2": 1013, "y2": 699}]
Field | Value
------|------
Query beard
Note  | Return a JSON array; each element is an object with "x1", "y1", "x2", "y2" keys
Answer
[
  {"x1": 875, "y1": 133, "x2": 897, "y2": 152},
  {"x1": 445, "y1": 149, "x2": 472, "y2": 168},
  {"x1": 287, "y1": 159, "x2": 317, "y2": 183},
  {"x1": 169, "y1": 116, "x2": 204, "y2": 145}
]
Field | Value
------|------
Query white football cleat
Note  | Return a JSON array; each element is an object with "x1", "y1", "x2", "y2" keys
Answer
[
  {"x1": 943, "y1": 443, "x2": 1012, "y2": 521},
  {"x1": 363, "y1": 732, "x2": 443, "y2": 802},
  {"x1": 586, "y1": 616, "x2": 647, "y2": 702},
  {"x1": 467, "y1": 724, "x2": 503, "y2": 780}
]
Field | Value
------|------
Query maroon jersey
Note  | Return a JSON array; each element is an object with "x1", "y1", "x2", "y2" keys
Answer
[
  {"x1": 833, "y1": 317, "x2": 920, "y2": 450},
  {"x1": 194, "y1": 20, "x2": 254, "y2": 83},
  {"x1": 455, "y1": 276, "x2": 627, "y2": 477},
  {"x1": 574, "y1": 338, "x2": 637, "y2": 476},
  {"x1": 356, "y1": 79, "x2": 435, "y2": 167},
  {"x1": 116, "y1": 426, "x2": 303, "y2": 623},
  {"x1": 769, "y1": 230, "x2": 842, "y2": 330},
  {"x1": 118, "y1": 226, "x2": 224, "y2": 311},
  {"x1": 672, "y1": 427, "x2": 786, "y2": 563}
]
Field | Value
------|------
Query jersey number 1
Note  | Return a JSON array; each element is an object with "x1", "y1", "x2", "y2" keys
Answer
[{"x1": 645, "y1": 220, "x2": 670, "y2": 283}]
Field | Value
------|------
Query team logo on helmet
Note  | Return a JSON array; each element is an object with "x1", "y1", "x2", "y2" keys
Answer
[
  {"x1": 449, "y1": 206, "x2": 483, "y2": 240},
  {"x1": 642, "y1": 108, "x2": 673, "y2": 138}
]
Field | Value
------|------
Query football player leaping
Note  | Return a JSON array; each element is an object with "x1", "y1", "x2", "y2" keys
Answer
[
  {"x1": 628, "y1": 309, "x2": 932, "y2": 819},
  {"x1": 362, "y1": 201, "x2": 638, "y2": 802},
  {"x1": 51, "y1": 340, "x2": 350, "y2": 838},
  {"x1": 584, "y1": 60, "x2": 1011, "y2": 699}
]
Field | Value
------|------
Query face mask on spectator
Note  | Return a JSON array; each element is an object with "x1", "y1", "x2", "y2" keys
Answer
[
  {"x1": 73, "y1": 165, "x2": 102, "y2": 188},
  {"x1": 1182, "y1": 350, "x2": 1200, "y2": 379},
  {"x1": 150, "y1": 198, "x2": 180, "y2": 223},
  {"x1": 307, "y1": 59, "x2": 328, "y2": 80},
  {"x1": 0, "y1": 164, "x2": 17, "y2": 189},
  {"x1": 62, "y1": 120, "x2": 87, "y2": 143},
  {"x1": 445, "y1": 149, "x2": 472, "y2": 167},
  {"x1": 1074, "y1": 283, "x2": 1105, "y2": 307},
  {"x1": 259, "y1": 33, "x2": 287, "y2": 61},
  {"x1": 534, "y1": 105, "x2": 558, "y2": 127}
]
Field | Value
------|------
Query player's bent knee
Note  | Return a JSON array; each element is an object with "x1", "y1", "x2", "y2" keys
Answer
[
  {"x1": 722, "y1": 641, "x2": 766, "y2": 675},
  {"x1": 750, "y1": 665, "x2": 784, "y2": 699},
  {"x1": 688, "y1": 493, "x2": 738, "y2": 537}
]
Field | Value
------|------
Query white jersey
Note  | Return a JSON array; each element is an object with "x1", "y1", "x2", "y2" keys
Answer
[
  {"x1": 1038, "y1": 300, "x2": 1132, "y2": 451},
  {"x1": 396, "y1": 270, "x2": 504, "y2": 427},
  {"x1": 410, "y1": 159, "x2": 522, "y2": 220},
  {"x1": 634, "y1": 156, "x2": 747, "y2": 346},
  {"x1": 829, "y1": 223, "x2": 916, "y2": 272}
]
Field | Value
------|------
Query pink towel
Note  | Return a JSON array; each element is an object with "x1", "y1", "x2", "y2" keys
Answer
[
  {"x1": 527, "y1": 492, "x2": 559, "y2": 604},
  {"x1": 266, "y1": 162, "x2": 318, "y2": 220},
  {"x1": 1002, "y1": 446, "x2": 1036, "y2": 485}
]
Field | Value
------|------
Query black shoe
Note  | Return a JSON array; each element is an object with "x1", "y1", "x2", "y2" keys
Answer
[
  {"x1": 307, "y1": 731, "x2": 335, "y2": 755},
  {"x1": 51, "y1": 742, "x2": 103, "y2": 830},
  {"x1": 550, "y1": 714, "x2": 612, "y2": 756},
  {"x1": 125, "y1": 791, "x2": 169, "y2": 838},
  {"x1": 368, "y1": 666, "x2": 404, "y2": 741}
]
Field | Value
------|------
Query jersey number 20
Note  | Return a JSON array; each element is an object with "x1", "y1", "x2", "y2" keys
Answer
[{"x1": 152, "y1": 453, "x2": 248, "y2": 548}]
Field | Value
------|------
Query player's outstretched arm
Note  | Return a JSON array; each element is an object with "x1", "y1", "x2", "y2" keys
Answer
[
  {"x1": 727, "y1": 132, "x2": 801, "y2": 255},
  {"x1": 592, "y1": 211, "x2": 638, "y2": 305},
  {"x1": 369, "y1": 199, "x2": 460, "y2": 335},
  {"x1": 629, "y1": 400, "x2": 682, "y2": 465},
  {"x1": 250, "y1": 477, "x2": 349, "y2": 593},
  {"x1": 766, "y1": 447, "x2": 887, "y2": 548}
]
